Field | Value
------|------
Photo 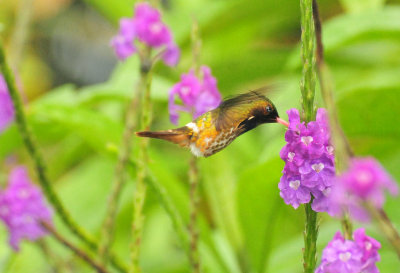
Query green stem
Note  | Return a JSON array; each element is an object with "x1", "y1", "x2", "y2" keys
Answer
[
  {"x1": 187, "y1": 19, "x2": 202, "y2": 273},
  {"x1": 300, "y1": 0, "x2": 316, "y2": 123},
  {"x1": 42, "y1": 222, "x2": 109, "y2": 273},
  {"x1": 299, "y1": 0, "x2": 318, "y2": 272},
  {"x1": 0, "y1": 41, "x2": 128, "y2": 273},
  {"x1": 303, "y1": 203, "x2": 318, "y2": 273},
  {"x1": 98, "y1": 73, "x2": 142, "y2": 264},
  {"x1": 130, "y1": 62, "x2": 153, "y2": 273},
  {"x1": 188, "y1": 156, "x2": 200, "y2": 273}
]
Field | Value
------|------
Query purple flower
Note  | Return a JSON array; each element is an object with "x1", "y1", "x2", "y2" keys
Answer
[
  {"x1": 278, "y1": 174, "x2": 311, "y2": 209},
  {"x1": 315, "y1": 229, "x2": 380, "y2": 273},
  {"x1": 0, "y1": 74, "x2": 15, "y2": 132},
  {"x1": 134, "y1": 3, "x2": 171, "y2": 47},
  {"x1": 110, "y1": 18, "x2": 137, "y2": 61},
  {"x1": 162, "y1": 42, "x2": 180, "y2": 67},
  {"x1": 110, "y1": 2, "x2": 180, "y2": 66},
  {"x1": 279, "y1": 108, "x2": 335, "y2": 211},
  {"x1": 169, "y1": 66, "x2": 222, "y2": 124},
  {"x1": 328, "y1": 157, "x2": 398, "y2": 222},
  {"x1": 0, "y1": 167, "x2": 53, "y2": 250}
]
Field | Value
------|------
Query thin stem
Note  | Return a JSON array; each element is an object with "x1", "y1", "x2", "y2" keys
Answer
[
  {"x1": 340, "y1": 213, "x2": 353, "y2": 240},
  {"x1": 187, "y1": 19, "x2": 202, "y2": 273},
  {"x1": 130, "y1": 61, "x2": 153, "y2": 273},
  {"x1": 299, "y1": 1, "x2": 318, "y2": 272},
  {"x1": 300, "y1": 0, "x2": 316, "y2": 123},
  {"x1": 98, "y1": 76, "x2": 141, "y2": 263},
  {"x1": 311, "y1": 0, "x2": 354, "y2": 239},
  {"x1": 303, "y1": 203, "x2": 318, "y2": 273},
  {"x1": 367, "y1": 204, "x2": 400, "y2": 259},
  {"x1": 41, "y1": 222, "x2": 109, "y2": 273},
  {"x1": 188, "y1": 156, "x2": 200, "y2": 273},
  {"x1": 0, "y1": 40, "x2": 128, "y2": 273}
]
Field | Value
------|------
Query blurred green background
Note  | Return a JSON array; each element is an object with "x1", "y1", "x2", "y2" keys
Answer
[{"x1": 1, "y1": 0, "x2": 400, "y2": 272}]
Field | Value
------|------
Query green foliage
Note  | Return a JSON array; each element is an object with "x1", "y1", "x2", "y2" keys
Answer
[{"x1": 1, "y1": 0, "x2": 400, "y2": 272}]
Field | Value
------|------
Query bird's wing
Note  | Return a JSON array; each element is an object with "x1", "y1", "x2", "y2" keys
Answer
[{"x1": 214, "y1": 90, "x2": 268, "y2": 131}]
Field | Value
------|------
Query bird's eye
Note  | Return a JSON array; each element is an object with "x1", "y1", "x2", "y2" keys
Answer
[{"x1": 266, "y1": 106, "x2": 272, "y2": 113}]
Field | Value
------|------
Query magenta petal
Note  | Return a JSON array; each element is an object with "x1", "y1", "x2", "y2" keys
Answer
[
  {"x1": 162, "y1": 43, "x2": 180, "y2": 67},
  {"x1": 168, "y1": 66, "x2": 221, "y2": 124},
  {"x1": 110, "y1": 18, "x2": 137, "y2": 60}
]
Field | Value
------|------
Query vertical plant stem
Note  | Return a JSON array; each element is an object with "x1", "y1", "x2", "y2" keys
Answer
[
  {"x1": 42, "y1": 222, "x2": 110, "y2": 273},
  {"x1": 130, "y1": 60, "x2": 153, "y2": 273},
  {"x1": 299, "y1": 1, "x2": 318, "y2": 272},
  {"x1": 303, "y1": 203, "x2": 318, "y2": 272},
  {"x1": 188, "y1": 156, "x2": 200, "y2": 273},
  {"x1": 0, "y1": 41, "x2": 128, "y2": 273},
  {"x1": 311, "y1": 0, "x2": 354, "y2": 240},
  {"x1": 300, "y1": 0, "x2": 316, "y2": 123},
  {"x1": 99, "y1": 77, "x2": 141, "y2": 263},
  {"x1": 187, "y1": 19, "x2": 201, "y2": 273}
]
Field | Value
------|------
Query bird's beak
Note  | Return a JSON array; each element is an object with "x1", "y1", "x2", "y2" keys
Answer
[{"x1": 276, "y1": 117, "x2": 289, "y2": 127}]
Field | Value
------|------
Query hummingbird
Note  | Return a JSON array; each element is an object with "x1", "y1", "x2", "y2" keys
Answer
[{"x1": 136, "y1": 90, "x2": 288, "y2": 157}]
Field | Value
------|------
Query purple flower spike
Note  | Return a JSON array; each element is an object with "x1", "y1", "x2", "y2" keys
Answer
[
  {"x1": 316, "y1": 228, "x2": 381, "y2": 273},
  {"x1": 0, "y1": 167, "x2": 53, "y2": 250},
  {"x1": 279, "y1": 108, "x2": 335, "y2": 210},
  {"x1": 168, "y1": 66, "x2": 222, "y2": 124},
  {"x1": 328, "y1": 157, "x2": 397, "y2": 222},
  {"x1": 0, "y1": 74, "x2": 15, "y2": 133},
  {"x1": 110, "y1": 2, "x2": 180, "y2": 66}
]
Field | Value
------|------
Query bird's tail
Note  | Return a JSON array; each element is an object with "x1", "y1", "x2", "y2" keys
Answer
[{"x1": 136, "y1": 127, "x2": 191, "y2": 147}]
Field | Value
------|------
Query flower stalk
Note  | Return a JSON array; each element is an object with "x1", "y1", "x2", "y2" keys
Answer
[
  {"x1": 41, "y1": 222, "x2": 109, "y2": 273},
  {"x1": 130, "y1": 53, "x2": 153, "y2": 273},
  {"x1": 0, "y1": 40, "x2": 127, "y2": 273},
  {"x1": 188, "y1": 19, "x2": 202, "y2": 273},
  {"x1": 188, "y1": 156, "x2": 200, "y2": 273},
  {"x1": 98, "y1": 61, "x2": 142, "y2": 264},
  {"x1": 299, "y1": 0, "x2": 318, "y2": 272}
]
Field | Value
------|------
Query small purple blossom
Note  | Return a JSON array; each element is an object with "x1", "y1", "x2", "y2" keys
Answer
[
  {"x1": 168, "y1": 66, "x2": 222, "y2": 124},
  {"x1": 0, "y1": 74, "x2": 15, "y2": 132},
  {"x1": 0, "y1": 167, "x2": 53, "y2": 250},
  {"x1": 328, "y1": 157, "x2": 398, "y2": 222},
  {"x1": 110, "y1": 2, "x2": 180, "y2": 66},
  {"x1": 279, "y1": 108, "x2": 335, "y2": 211},
  {"x1": 110, "y1": 18, "x2": 137, "y2": 60},
  {"x1": 315, "y1": 228, "x2": 380, "y2": 273}
]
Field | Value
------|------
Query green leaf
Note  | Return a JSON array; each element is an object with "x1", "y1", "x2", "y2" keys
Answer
[{"x1": 29, "y1": 104, "x2": 123, "y2": 155}]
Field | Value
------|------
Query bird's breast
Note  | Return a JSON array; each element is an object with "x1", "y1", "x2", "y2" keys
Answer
[{"x1": 188, "y1": 117, "x2": 238, "y2": 157}]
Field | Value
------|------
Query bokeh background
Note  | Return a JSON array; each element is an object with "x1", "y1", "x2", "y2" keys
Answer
[{"x1": 1, "y1": 0, "x2": 400, "y2": 272}]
